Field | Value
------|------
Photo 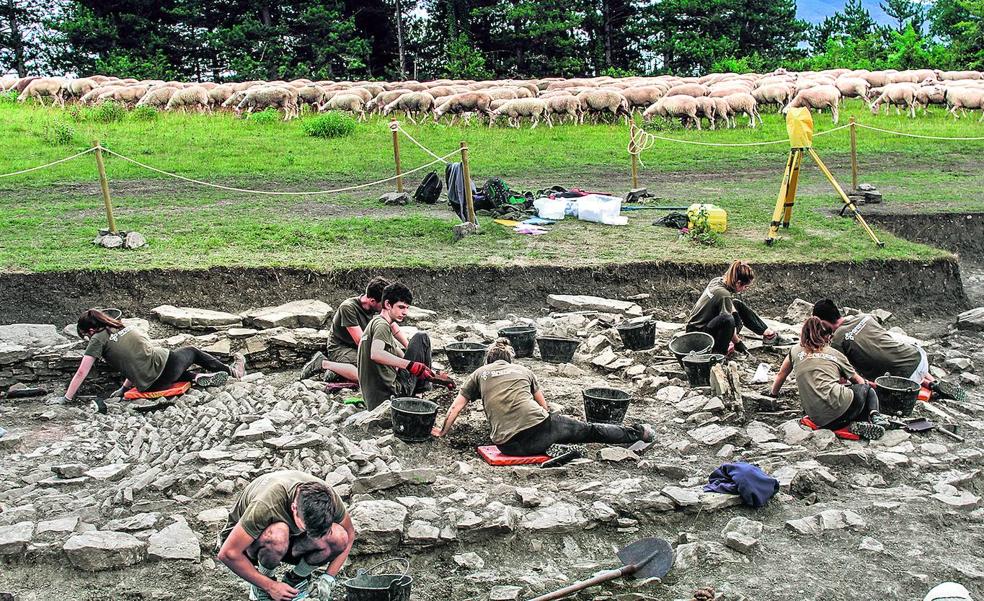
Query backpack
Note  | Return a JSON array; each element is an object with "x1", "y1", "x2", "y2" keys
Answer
[
  {"x1": 484, "y1": 177, "x2": 530, "y2": 209},
  {"x1": 414, "y1": 171, "x2": 443, "y2": 204}
]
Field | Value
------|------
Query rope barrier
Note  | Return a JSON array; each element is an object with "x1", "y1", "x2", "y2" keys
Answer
[
  {"x1": 628, "y1": 123, "x2": 852, "y2": 157},
  {"x1": 395, "y1": 124, "x2": 452, "y2": 165},
  {"x1": 0, "y1": 147, "x2": 96, "y2": 179},
  {"x1": 99, "y1": 146, "x2": 460, "y2": 196},
  {"x1": 854, "y1": 123, "x2": 984, "y2": 141}
]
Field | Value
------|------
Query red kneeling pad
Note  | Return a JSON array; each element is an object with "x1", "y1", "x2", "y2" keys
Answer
[
  {"x1": 477, "y1": 445, "x2": 551, "y2": 466},
  {"x1": 124, "y1": 381, "x2": 191, "y2": 400},
  {"x1": 800, "y1": 416, "x2": 860, "y2": 441}
]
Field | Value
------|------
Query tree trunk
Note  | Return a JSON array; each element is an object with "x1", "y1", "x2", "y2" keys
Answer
[
  {"x1": 7, "y1": 1, "x2": 27, "y2": 76},
  {"x1": 603, "y1": 0, "x2": 612, "y2": 69},
  {"x1": 395, "y1": 0, "x2": 406, "y2": 80}
]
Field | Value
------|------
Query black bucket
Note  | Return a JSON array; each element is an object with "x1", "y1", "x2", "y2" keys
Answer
[
  {"x1": 616, "y1": 318, "x2": 657, "y2": 351},
  {"x1": 391, "y1": 398, "x2": 438, "y2": 443},
  {"x1": 669, "y1": 332, "x2": 714, "y2": 367},
  {"x1": 682, "y1": 353, "x2": 725, "y2": 387},
  {"x1": 444, "y1": 342, "x2": 487, "y2": 373},
  {"x1": 344, "y1": 558, "x2": 412, "y2": 601},
  {"x1": 537, "y1": 336, "x2": 580, "y2": 363},
  {"x1": 497, "y1": 325, "x2": 537, "y2": 358},
  {"x1": 874, "y1": 376, "x2": 921, "y2": 417},
  {"x1": 583, "y1": 387, "x2": 633, "y2": 424}
]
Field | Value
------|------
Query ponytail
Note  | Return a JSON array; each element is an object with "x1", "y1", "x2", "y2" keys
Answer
[
  {"x1": 800, "y1": 317, "x2": 833, "y2": 352},
  {"x1": 722, "y1": 260, "x2": 755, "y2": 290},
  {"x1": 77, "y1": 309, "x2": 125, "y2": 338},
  {"x1": 485, "y1": 337, "x2": 515, "y2": 364}
]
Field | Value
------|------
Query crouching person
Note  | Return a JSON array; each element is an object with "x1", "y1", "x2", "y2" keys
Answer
[
  {"x1": 770, "y1": 317, "x2": 890, "y2": 440},
  {"x1": 217, "y1": 471, "x2": 355, "y2": 601},
  {"x1": 432, "y1": 338, "x2": 654, "y2": 455}
]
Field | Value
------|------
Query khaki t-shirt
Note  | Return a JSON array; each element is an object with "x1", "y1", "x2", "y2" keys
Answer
[
  {"x1": 84, "y1": 327, "x2": 169, "y2": 391},
  {"x1": 228, "y1": 471, "x2": 347, "y2": 540},
  {"x1": 831, "y1": 314, "x2": 921, "y2": 381},
  {"x1": 328, "y1": 297, "x2": 374, "y2": 352},
  {"x1": 460, "y1": 360, "x2": 548, "y2": 445},
  {"x1": 358, "y1": 316, "x2": 403, "y2": 410},
  {"x1": 687, "y1": 277, "x2": 736, "y2": 330},
  {"x1": 789, "y1": 344, "x2": 857, "y2": 427}
]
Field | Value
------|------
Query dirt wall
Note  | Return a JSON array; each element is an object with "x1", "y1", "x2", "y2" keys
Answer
[
  {"x1": 866, "y1": 212, "x2": 984, "y2": 258},
  {"x1": 0, "y1": 258, "x2": 968, "y2": 326}
]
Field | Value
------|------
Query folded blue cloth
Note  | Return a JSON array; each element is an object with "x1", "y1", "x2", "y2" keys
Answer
[{"x1": 703, "y1": 462, "x2": 779, "y2": 508}]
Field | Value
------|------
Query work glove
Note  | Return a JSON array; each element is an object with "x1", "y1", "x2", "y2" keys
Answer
[
  {"x1": 732, "y1": 340, "x2": 749, "y2": 355},
  {"x1": 430, "y1": 370, "x2": 457, "y2": 390},
  {"x1": 312, "y1": 574, "x2": 337, "y2": 600},
  {"x1": 46, "y1": 395, "x2": 72, "y2": 406},
  {"x1": 408, "y1": 362, "x2": 433, "y2": 380},
  {"x1": 110, "y1": 386, "x2": 129, "y2": 398}
]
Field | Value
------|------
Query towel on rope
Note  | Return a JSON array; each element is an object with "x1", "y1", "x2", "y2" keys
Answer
[{"x1": 703, "y1": 462, "x2": 779, "y2": 508}]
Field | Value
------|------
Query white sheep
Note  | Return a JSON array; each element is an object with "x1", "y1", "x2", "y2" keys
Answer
[
  {"x1": 381, "y1": 92, "x2": 437, "y2": 124},
  {"x1": 694, "y1": 96, "x2": 718, "y2": 129},
  {"x1": 644, "y1": 96, "x2": 700, "y2": 129},
  {"x1": 723, "y1": 93, "x2": 762, "y2": 127},
  {"x1": 944, "y1": 87, "x2": 984, "y2": 120},
  {"x1": 620, "y1": 86, "x2": 667, "y2": 113},
  {"x1": 18, "y1": 77, "x2": 67, "y2": 106},
  {"x1": 752, "y1": 83, "x2": 794, "y2": 111},
  {"x1": 366, "y1": 89, "x2": 411, "y2": 114},
  {"x1": 576, "y1": 90, "x2": 629, "y2": 124},
  {"x1": 491, "y1": 98, "x2": 549, "y2": 128},
  {"x1": 432, "y1": 92, "x2": 494, "y2": 125},
  {"x1": 166, "y1": 85, "x2": 212, "y2": 114},
  {"x1": 869, "y1": 83, "x2": 918, "y2": 117},
  {"x1": 544, "y1": 94, "x2": 581, "y2": 125},
  {"x1": 136, "y1": 86, "x2": 178, "y2": 109},
  {"x1": 665, "y1": 83, "x2": 709, "y2": 97},
  {"x1": 324, "y1": 93, "x2": 367, "y2": 121},
  {"x1": 784, "y1": 85, "x2": 842, "y2": 124},
  {"x1": 835, "y1": 77, "x2": 870, "y2": 100}
]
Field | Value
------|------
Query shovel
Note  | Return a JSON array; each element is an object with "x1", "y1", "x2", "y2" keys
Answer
[
  {"x1": 526, "y1": 537, "x2": 673, "y2": 601},
  {"x1": 888, "y1": 417, "x2": 935, "y2": 434}
]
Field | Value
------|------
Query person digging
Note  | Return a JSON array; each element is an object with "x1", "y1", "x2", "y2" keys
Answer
[
  {"x1": 217, "y1": 470, "x2": 355, "y2": 601},
  {"x1": 769, "y1": 317, "x2": 891, "y2": 440},
  {"x1": 686, "y1": 260, "x2": 788, "y2": 357},
  {"x1": 356, "y1": 281, "x2": 452, "y2": 411},
  {"x1": 431, "y1": 338, "x2": 655, "y2": 455},
  {"x1": 300, "y1": 276, "x2": 390, "y2": 384},
  {"x1": 56, "y1": 309, "x2": 245, "y2": 413},
  {"x1": 812, "y1": 298, "x2": 963, "y2": 400}
]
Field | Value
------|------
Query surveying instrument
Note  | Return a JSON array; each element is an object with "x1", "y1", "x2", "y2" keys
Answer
[{"x1": 766, "y1": 108, "x2": 883, "y2": 247}]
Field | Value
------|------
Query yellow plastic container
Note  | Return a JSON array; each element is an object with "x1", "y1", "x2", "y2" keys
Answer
[{"x1": 687, "y1": 203, "x2": 728, "y2": 233}]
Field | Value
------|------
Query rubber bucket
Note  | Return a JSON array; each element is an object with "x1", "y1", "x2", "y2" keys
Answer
[
  {"x1": 874, "y1": 376, "x2": 921, "y2": 417},
  {"x1": 99, "y1": 308, "x2": 123, "y2": 320},
  {"x1": 616, "y1": 318, "x2": 656, "y2": 351},
  {"x1": 444, "y1": 342, "x2": 487, "y2": 373},
  {"x1": 391, "y1": 398, "x2": 438, "y2": 443},
  {"x1": 682, "y1": 353, "x2": 725, "y2": 387},
  {"x1": 497, "y1": 325, "x2": 537, "y2": 358},
  {"x1": 344, "y1": 558, "x2": 412, "y2": 601},
  {"x1": 669, "y1": 332, "x2": 714, "y2": 367},
  {"x1": 537, "y1": 336, "x2": 580, "y2": 363},
  {"x1": 583, "y1": 387, "x2": 633, "y2": 424}
]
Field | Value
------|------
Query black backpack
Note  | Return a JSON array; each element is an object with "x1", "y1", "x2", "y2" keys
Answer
[{"x1": 414, "y1": 171, "x2": 443, "y2": 204}]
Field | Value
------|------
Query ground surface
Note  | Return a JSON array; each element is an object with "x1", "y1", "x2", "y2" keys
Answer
[{"x1": 2, "y1": 99, "x2": 984, "y2": 272}]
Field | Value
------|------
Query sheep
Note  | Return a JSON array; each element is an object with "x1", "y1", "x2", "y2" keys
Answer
[
  {"x1": 543, "y1": 94, "x2": 581, "y2": 125},
  {"x1": 432, "y1": 92, "x2": 494, "y2": 125},
  {"x1": 79, "y1": 85, "x2": 120, "y2": 105},
  {"x1": 869, "y1": 83, "x2": 918, "y2": 118},
  {"x1": 166, "y1": 85, "x2": 212, "y2": 114},
  {"x1": 708, "y1": 85, "x2": 752, "y2": 98},
  {"x1": 0, "y1": 75, "x2": 17, "y2": 91},
  {"x1": 712, "y1": 97, "x2": 734, "y2": 128},
  {"x1": 665, "y1": 83, "x2": 709, "y2": 97},
  {"x1": 63, "y1": 78, "x2": 98, "y2": 101},
  {"x1": 324, "y1": 93, "x2": 367, "y2": 121},
  {"x1": 915, "y1": 85, "x2": 947, "y2": 114},
  {"x1": 13, "y1": 76, "x2": 39, "y2": 93},
  {"x1": 483, "y1": 88, "x2": 519, "y2": 101},
  {"x1": 944, "y1": 87, "x2": 984, "y2": 120},
  {"x1": 136, "y1": 86, "x2": 178, "y2": 109},
  {"x1": 490, "y1": 98, "x2": 549, "y2": 128},
  {"x1": 576, "y1": 89, "x2": 629, "y2": 124},
  {"x1": 236, "y1": 86, "x2": 301, "y2": 120},
  {"x1": 381, "y1": 92, "x2": 437, "y2": 124},
  {"x1": 206, "y1": 84, "x2": 237, "y2": 108},
  {"x1": 344, "y1": 87, "x2": 373, "y2": 103},
  {"x1": 784, "y1": 85, "x2": 842, "y2": 124},
  {"x1": 297, "y1": 85, "x2": 329, "y2": 112},
  {"x1": 18, "y1": 77, "x2": 67, "y2": 106},
  {"x1": 620, "y1": 86, "x2": 666, "y2": 113},
  {"x1": 722, "y1": 93, "x2": 761, "y2": 127},
  {"x1": 752, "y1": 83, "x2": 794, "y2": 111},
  {"x1": 108, "y1": 84, "x2": 151, "y2": 107},
  {"x1": 835, "y1": 77, "x2": 870, "y2": 100},
  {"x1": 644, "y1": 96, "x2": 700, "y2": 129},
  {"x1": 694, "y1": 96, "x2": 718, "y2": 129},
  {"x1": 938, "y1": 71, "x2": 982, "y2": 81},
  {"x1": 366, "y1": 89, "x2": 411, "y2": 114},
  {"x1": 221, "y1": 90, "x2": 249, "y2": 111}
]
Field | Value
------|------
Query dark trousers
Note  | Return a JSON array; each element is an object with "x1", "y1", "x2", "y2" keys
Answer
[
  {"x1": 825, "y1": 383, "x2": 880, "y2": 430},
  {"x1": 688, "y1": 299, "x2": 769, "y2": 355},
  {"x1": 394, "y1": 333, "x2": 432, "y2": 397},
  {"x1": 498, "y1": 413, "x2": 645, "y2": 456},
  {"x1": 147, "y1": 346, "x2": 231, "y2": 391}
]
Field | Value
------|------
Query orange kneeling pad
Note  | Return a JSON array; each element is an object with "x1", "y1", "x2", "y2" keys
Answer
[
  {"x1": 918, "y1": 386, "x2": 932, "y2": 403},
  {"x1": 124, "y1": 381, "x2": 191, "y2": 400},
  {"x1": 800, "y1": 416, "x2": 860, "y2": 441},
  {"x1": 477, "y1": 445, "x2": 550, "y2": 466}
]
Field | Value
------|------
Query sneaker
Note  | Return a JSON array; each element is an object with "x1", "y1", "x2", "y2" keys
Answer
[
  {"x1": 849, "y1": 421, "x2": 886, "y2": 441},
  {"x1": 932, "y1": 380, "x2": 966, "y2": 402},
  {"x1": 637, "y1": 423, "x2": 656, "y2": 443},
  {"x1": 300, "y1": 352, "x2": 327, "y2": 380},
  {"x1": 869, "y1": 411, "x2": 891, "y2": 429},
  {"x1": 231, "y1": 352, "x2": 247, "y2": 379},
  {"x1": 545, "y1": 443, "x2": 587, "y2": 458},
  {"x1": 92, "y1": 398, "x2": 108, "y2": 415},
  {"x1": 762, "y1": 332, "x2": 793, "y2": 346},
  {"x1": 283, "y1": 570, "x2": 311, "y2": 599},
  {"x1": 249, "y1": 583, "x2": 274, "y2": 601},
  {"x1": 195, "y1": 371, "x2": 229, "y2": 388}
]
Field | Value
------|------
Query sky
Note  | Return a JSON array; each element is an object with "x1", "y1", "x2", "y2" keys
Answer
[{"x1": 797, "y1": 0, "x2": 893, "y2": 24}]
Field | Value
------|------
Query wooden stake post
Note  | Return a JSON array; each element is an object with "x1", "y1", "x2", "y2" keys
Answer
[
  {"x1": 849, "y1": 117, "x2": 858, "y2": 190},
  {"x1": 629, "y1": 120, "x2": 639, "y2": 189},
  {"x1": 459, "y1": 141, "x2": 476, "y2": 225},
  {"x1": 390, "y1": 120, "x2": 404, "y2": 193},
  {"x1": 92, "y1": 140, "x2": 117, "y2": 233}
]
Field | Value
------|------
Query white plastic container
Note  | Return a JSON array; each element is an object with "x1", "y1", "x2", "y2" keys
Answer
[
  {"x1": 533, "y1": 197, "x2": 569, "y2": 220},
  {"x1": 575, "y1": 194, "x2": 626, "y2": 226}
]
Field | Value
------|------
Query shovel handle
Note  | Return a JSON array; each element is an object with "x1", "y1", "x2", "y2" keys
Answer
[{"x1": 526, "y1": 566, "x2": 632, "y2": 601}]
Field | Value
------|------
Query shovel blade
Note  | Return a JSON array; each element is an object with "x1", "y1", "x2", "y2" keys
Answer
[{"x1": 615, "y1": 538, "x2": 673, "y2": 580}]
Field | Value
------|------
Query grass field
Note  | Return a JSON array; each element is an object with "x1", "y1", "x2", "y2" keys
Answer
[{"x1": 1, "y1": 96, "x2": 983, "y2": 273}]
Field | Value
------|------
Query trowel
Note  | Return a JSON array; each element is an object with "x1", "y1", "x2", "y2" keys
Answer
[{"x1": 525, "y1": 537, "x2": 673, "y2": 601}]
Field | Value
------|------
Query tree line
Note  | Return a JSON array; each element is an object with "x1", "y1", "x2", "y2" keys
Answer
[{"x1": 1, "y1": 0, "x2": 982, "y2": 80}]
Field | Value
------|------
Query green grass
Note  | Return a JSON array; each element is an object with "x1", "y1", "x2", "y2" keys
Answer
[{"x1": 1, "y1": 99, "x2": 982, "y2": 273}]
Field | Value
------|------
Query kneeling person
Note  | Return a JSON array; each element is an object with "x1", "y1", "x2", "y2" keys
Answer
[
  {"x1": 217, "y1": 471, "x2": 355, "y2": 601},
  {"x1": 432, "y1": 338, "x2": 654, "y2": 455}
]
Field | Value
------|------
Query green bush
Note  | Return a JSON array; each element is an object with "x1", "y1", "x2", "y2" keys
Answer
[
  {"x1": 681, "y1": 207, "x2": 720, "y2": 247},
  {"x1": 90, "y1": 101, "x2": 127, "y2": 123},
  {"x1": 41, "y1": 121, "x2": 78, "y2": 145},
  {"x1": 130, "y1": 105, "x2": 159, "y2": 121},
  {"x1": 249, "y1": 108, "x2": 281, "y2": 124},
  {"x1": 0, "y1": 90, "x2": 17, "y2": 104},
  {"x1": 302, "y1": 112, "x2": 356, "y2": 139}
]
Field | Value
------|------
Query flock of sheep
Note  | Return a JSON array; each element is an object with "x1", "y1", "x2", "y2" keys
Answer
[{"x1": 3, "y1": 68, "x2": 984, "y2": 129}]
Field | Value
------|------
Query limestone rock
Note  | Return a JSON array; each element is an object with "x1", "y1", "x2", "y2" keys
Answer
[
  {"x1": 349, "y1": 501, "x2": 408, "y2": 554},
  {"x1": 85, "y1": 464, "x2": 132, "y2": 481},
  {"x1": 263, "y1": 432, "x2": 323, "y2": 451},
  {"x1": 859, "y1": 537, "x2": 884, "y2": 552},
  {"x1": 780, "y1": 420, "x2": 813, "y2": 445},
  {"x1": 100, "y1": 234, "x2": 123, "y2": 248},
  {"x1": 688, "y1": 424, "x2": 744, "y2": 447},
  {"x1": 124, "y1": 232, "x2": 147, "y2": 250},
  {"x1": 406, "y1": 520, "x2": 440, "y2": 545},
  {"x1": 105, "y1": 513, "x2": 159, "y2": 532},
  {"x1": 661, "y1": 486, "x2": 701, "y2": 508},
  {"x1": 453, "y1": 552, "x2": 485, "y2": 570},
  {"x1": 51, "y1": 464, "x2": 89, "y2": 479},
  {"x1": 490, "y1": 586, "x2": 524, "y2": 601},
  {"x1": 151, "y1": 305, "x2": 242, "y2": 329},
  {"x1": 722, "y1": 517, "x2": 763, "y2": 554},
  {"x1": 956, "y1": 307, "x2": 984, "y2": 331},
  {"x1": 148, "y1": 520, "x2": 200, "y2": 561},
  {"x1": 406, "y1": 306, "x2": 437, "y2": 321},
  {"x1": 246, "y1": 300, "x2": 333, "y2": 329},
  {"x1": 233, "y1": 418, "x2": 277, "y2": 442},
  {"x1": 379, "y1": 192, "x2": 409, "y2": 205},
  {"x1": 0, "y1": 323, "x2": 68, "y2": 348},
  {"x1": 673, "y1": 541, "x2": 745, "y2": 572},
  {"x1": 600, "y1": 447, "x2": 638, "y2": 463},
  {"x1": 63, "y1": 531, "x2": 147, "y2": 571},
  {"x1": 520, "y1": 502, "x2": 588, "y2": 533},
  {"x1": 547, "y1": 295, "x2": 643, "y2": 316},
  {"x1": 195, "y1": 508, "x2": 229, "y2": 524},
  {"x1": 785, "y1": 509, "x2": 866, "y2": 535},
  {"x1": 785, "y1": 298, "x2": 814, "y2": 324},
  {"x1": 0, "y1": 522, "x2": 34, "y2": 555}
]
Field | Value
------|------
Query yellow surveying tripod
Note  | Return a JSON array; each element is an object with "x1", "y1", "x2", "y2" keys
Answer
[{"x1": 766, "y1": 108, "x2": 883, "y2": 247}]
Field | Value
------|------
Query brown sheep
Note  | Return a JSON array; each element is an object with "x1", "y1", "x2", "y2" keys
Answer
[{"x1": 366, "y1": 89, "x2": 411, "y2": 114}]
